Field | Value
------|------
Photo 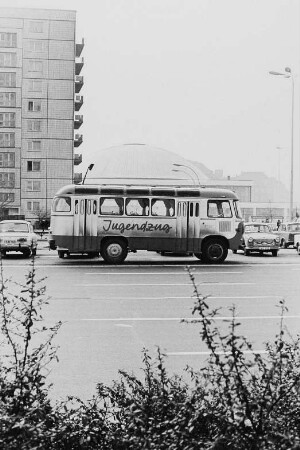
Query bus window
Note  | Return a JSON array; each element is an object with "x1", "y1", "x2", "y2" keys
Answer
[
  {"x1": 233, "y1": 200, "x2": 242, "y2": 219},
  {"x1": 151, "y1": 199, "x2": 175, "y2": 217},
  {"x1": 100, "y1": 197, "x2": 124, "y2": 215},
  {"x1": 75, "y1": 200, "x2": 78, "y2": 214},
  {"x1": 195, "y1": 203, "x2": 199, "y2": 217},
  {"x1": 189, "y1": 203, "x2": 194, "y2": 217},
  {"x1": 126, "y1": 198, "x2": 149, "y2": 216},
  {"x1": 53, "y1": 196, "x2": 71, "y2": 212},
  {"x1": 207, "y1": 200, "x2": 232, "y2": 218}
]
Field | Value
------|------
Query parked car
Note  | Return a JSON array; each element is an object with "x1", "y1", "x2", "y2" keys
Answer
[
  {"x1": 294, "y1": 233, "x2": 300, "y2": 255},
  {"x1": 0, "y1": 220, "x2": 38, "y2": 257},
  {"x1": 275, "y1": 222, "x2": 300, "y2": 248},
  {"x1": 241, "y1": 222, "x2": 280, "y2": 256}
]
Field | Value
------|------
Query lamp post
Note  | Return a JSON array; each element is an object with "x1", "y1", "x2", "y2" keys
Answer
[
  {"x1": 269, "y1": 67, "x2": 294, "y2": 220},
  {"x1": 82, "y1": 163, "x2": 94, "y2": 184},
  {"x1": 173, "y1": 163, "x2": 200, "y2": 186},
  {"x1": 172, "y1": 168, "x2": 196, "y2": 185}
]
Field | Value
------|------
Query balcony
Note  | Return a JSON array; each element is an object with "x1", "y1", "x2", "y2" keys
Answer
[
  {"x1": 75, "y1": 95, "x2": 83, "y2": 111},
  {"x1": 75, "y1": 57, "x2": 84, "y2": 75},
  {"x1": 76, "y1": 38, "x2": 84, "y2": 57},
  {"x1": 74, "y1": 134, "x2": 83, "y2": 147},
  {"x1": 75, "y1": 75, "x2": 84, "y2": 93},
  {"x1": 74, "y1": 172, "x2": 82, "y2": 184},
  {"x1": 74, "y1": 153, "x2": 82, "y2": 165},
  {"x1": 74, "y1": 114, "x2": 83, "y2": 129}
]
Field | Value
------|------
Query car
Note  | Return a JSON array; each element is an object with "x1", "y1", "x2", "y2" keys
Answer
[
  {"x1": 294, "y1": 233, "x2": 300, "y2": 255},
  {"x1": 241, "y1": 222, "x2": 280, "y2": 256},
  {"x1": 275, "y1": 222, "x2": 300, "y2": 248},
  {"x1": 0, "y1": 220, "x2": 38, "y2": 257}
]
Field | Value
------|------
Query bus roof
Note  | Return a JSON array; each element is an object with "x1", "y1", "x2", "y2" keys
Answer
[{"x1": 55, "y1": 184, "x2": 239, "y2": 200}]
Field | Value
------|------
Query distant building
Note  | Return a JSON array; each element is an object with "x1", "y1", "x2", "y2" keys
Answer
[{"x1": 0, "y1": 7, "x2": 83, "y2": 222}]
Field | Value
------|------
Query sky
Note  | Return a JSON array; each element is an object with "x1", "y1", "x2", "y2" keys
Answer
[{"x1": 2, "y1": 0, "x2": 300, "y2": 194}]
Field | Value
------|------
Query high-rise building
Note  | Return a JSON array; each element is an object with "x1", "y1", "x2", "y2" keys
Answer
[{"x1": 0, "y1": 7, "x2": 83, "y2": 222}]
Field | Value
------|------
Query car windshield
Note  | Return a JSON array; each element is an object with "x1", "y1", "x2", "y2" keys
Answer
[
  {"x1": 245, "y1": 224, "x2": 271, "y2": 233},
  {"x1": 0, "y1": 223, "x2": 29, "y2": 233},
  {"x1": 287, "y1": 223, "x2": 300, "y2": 232}
]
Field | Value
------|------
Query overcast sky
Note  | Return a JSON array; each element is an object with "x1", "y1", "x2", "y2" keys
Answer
[{"x1": 2, "y1": 0, "x2": 300, "y2": 193}]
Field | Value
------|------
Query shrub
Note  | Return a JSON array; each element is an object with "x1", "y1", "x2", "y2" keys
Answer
[{"x1": 1, "y1": 262, "x2": 300, "y2": 449}]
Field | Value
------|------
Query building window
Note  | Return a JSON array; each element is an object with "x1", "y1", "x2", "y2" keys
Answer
[
  {"x1": 27, "y1": 120, "x2": 41, "y2": 132},
  {"x1": 29, "y1": 21, "x2": 43, "y2": 33},
  {"x1": 28, "y1": 100, "x2": 41, "y2": 112},
  {"x1": 0, "y1": 92, "x2": 16, "y2": 107},
  {"x1": 27, "y1": 160, "x2": 41, "y2": 172},
  {"x1": 27, "y1": 201, "x2": 40, "y2": 211},
  {"x1": 0, "y1": 172, "x2": 15, "y2": 188},
  {"x1": 0, "y1": 133, "x2": 15, "y2": 148},
  {"x1": 0, "y1": 52, "x2": 17, "y2": 68},
  {"x1": 26, "y1": 180, "x2": 41, "y2": 191},
  {"x1": 28, "y1": 60, "x2": 43, "y2": 73},
  {"x1": 28, "y1": 80, "x2": 42, "y2": 92},
  {"x1": 0, "y1": 113, "x2": 15, "y2": 127},
  {"x1": 27, "y1": 140, "x2": 41, "y2": 151},
  {"x1": 0, "y1": 192, "x2": 14, "y2": 202},
  {"x1": 0, "y1": 72, "x2": 16, "y2": 87},
  {"x1": 0, "y1": 152, "x2": 15, "y2": 167},
  {"x1": 0, "y1": 33, "x2": 17, "y2": 48},
  {"x1": 29, "y1": 40, "x2": 44, "y2": 52}
]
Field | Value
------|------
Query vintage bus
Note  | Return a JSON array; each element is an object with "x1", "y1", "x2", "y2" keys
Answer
[{"x1": 49, "y1": 184, "x2": 244, "y2": 264}]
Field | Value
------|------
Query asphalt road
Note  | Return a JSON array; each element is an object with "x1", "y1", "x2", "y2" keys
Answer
[{"x1": 1, "y1": 242, "x2": 300, "y2": 401}]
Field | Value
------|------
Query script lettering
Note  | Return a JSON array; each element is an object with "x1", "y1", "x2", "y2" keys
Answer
[{"x1": 102, "y1": 220, "x2": 172, "y2": 234}]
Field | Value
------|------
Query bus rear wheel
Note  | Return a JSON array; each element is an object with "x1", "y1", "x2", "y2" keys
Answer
[
  {"x1": 101, "y1": 239, "x2": 128, "y2": 264},
  {"x1": 201, "y1": 239, "x2": 228, "y2": 264}
]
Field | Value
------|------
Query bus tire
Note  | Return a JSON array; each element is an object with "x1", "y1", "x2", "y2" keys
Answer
[
  {"x1": 101, "y1": 239, "x2": 128, "y2": 264},
  {"x1": 201, "y1": 238, "x2": 228, "y2": 264}
]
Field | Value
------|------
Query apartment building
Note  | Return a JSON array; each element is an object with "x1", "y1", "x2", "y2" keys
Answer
[{"x1": 0, "y1": 7, "x2": 83, "y2": 222}]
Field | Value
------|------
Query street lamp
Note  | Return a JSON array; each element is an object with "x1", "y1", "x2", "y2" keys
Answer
[
  {"x1": 172, "y1": 168, "x2": 196, "y2": 185},
  {"x1": 173, "y1": 163, "x2": 200, "y2": 185},
  {"x1": 269, "y1": 67, "x2": 294, "y2": 220},
  {"x1": 82, "y1": 163, "x2": 94, "y2": 184}
]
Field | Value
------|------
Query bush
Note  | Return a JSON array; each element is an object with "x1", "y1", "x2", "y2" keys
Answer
[{"x1": 1, "y1": 262, "x2": 300, "y2": 449}]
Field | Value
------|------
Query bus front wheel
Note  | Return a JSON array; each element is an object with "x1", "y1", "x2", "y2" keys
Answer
[
  {"x1": 101, "y1": 239, "x2": 128, "y2": 264},
  {"x1": 201, "y1": 239, "x2": 228, "y2": 264}
]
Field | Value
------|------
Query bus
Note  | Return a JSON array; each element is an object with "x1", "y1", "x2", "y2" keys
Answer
[{"x1": 49, "y1": 184, "x2": 244, "y2": 264}]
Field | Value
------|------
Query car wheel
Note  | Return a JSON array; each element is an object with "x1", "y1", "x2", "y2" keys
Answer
[
  {"x1": 281, "y1": 239, "x2": 287, "y2": 248},
  {"x1": 244, "y1": 249, "x2": 250, "y2": 256},
  {"x1": 22, "y1": 249, "x2": 31, "y2": 258},
  {"x1": 58, "y1": 250, "x2": 65, "y2": 258},
  {"x1": 297, "y1": 245, "x2": 300, "y2": 255},
  {"x1": 201, "y1": 239, "x2": 228, "y2": 264},
  {"x1": 100, "y1": 239, "x2": 128, "y2": 264},
  {"x1": 272, "y1": 250, "x2": 278, "y2": 257}
]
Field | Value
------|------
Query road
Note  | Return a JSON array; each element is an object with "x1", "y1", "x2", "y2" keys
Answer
[{"x1": 1, "y1": 242, "x2": 300, "y2": 401}]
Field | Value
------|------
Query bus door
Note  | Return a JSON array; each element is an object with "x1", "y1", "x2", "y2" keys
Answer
[
  {"x1": 187, "y1": 201, "x2": 201, "y2": 252},
  {"x1": 73, "y1": 197, "x2": 98, "y2": 251},
  {"x1": 175, "y1": 201, "x2": 188, "y2": 252}
]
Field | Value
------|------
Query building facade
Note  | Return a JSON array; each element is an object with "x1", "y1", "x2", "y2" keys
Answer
[{"x1": 0, "y1": 7, "x2": 83, "y2": 222}]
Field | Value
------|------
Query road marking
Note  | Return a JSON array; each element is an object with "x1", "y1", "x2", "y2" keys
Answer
[
  {"x1": 84, "y1": 271, "x2": 244, "y2": 275},
  {"x1": 78, "y1": 315, "x2": 300, "y2": 322},
  {"x1": 51, "y1": 295, "x2": 281, "y2": 301},
  {"x1": 166, "y1": 350, "x2": 268, "y2": 356},
  {"x1": 75, "y1": 282, "x2": 254, "y2": 287}
]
